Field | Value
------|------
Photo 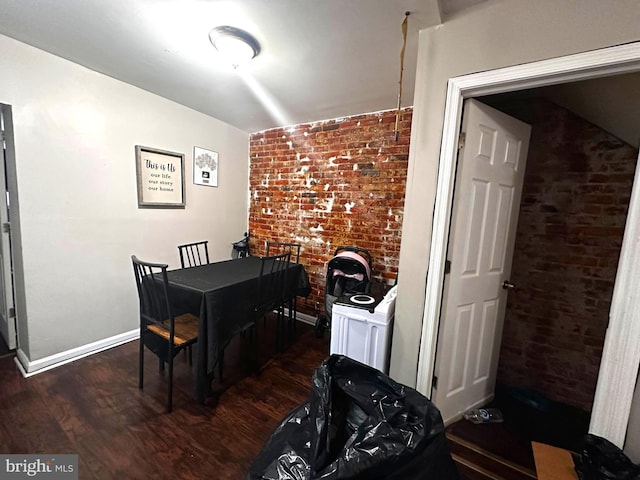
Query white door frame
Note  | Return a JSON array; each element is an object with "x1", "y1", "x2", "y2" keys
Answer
[
  {"x1": 416, "y1": 41, "x2": 640, "y2": 448},
  {"x1": 0, "y1": 105, "x2": 16, "y2": 350}
]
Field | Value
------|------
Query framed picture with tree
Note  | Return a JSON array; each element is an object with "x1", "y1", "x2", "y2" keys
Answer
[{"x1": 193, "y1": 146, "x2": 218, "y2": 187}]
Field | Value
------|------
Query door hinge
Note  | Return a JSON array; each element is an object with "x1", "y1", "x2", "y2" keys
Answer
[
  {"x1": 432, "y1": 375, "x2": 438, "y2": 389},
  {"x1": 458, "y1": 132, "x2": 466, "y2": 150},
  {"x1": 444, "y1": 259, "x2": 451, "y2": 274},
  {"x1": 2, "y1": 223, "x2": 9, "y2": 234},
  {"x1": 8, "y1": 307, "x2": 15, "y2": 318}
]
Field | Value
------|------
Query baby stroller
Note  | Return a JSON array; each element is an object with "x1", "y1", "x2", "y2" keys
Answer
[{"x1": 314, "y1": 246, "x2": 372, "y2": 338}]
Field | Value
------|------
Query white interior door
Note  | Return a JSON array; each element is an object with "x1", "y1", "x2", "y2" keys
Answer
[
  {"x1": 0, "y1": 106, "x2": 16, "y2": 350},
  {"x1": 432, "y1": 99, "x2": 531, "y2": 424}
]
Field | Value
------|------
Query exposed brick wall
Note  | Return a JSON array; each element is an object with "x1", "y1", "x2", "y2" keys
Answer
[
  {"x1": 495, "y1": 99, "x2": 638, "y2": 412},
  {"x1": 248, "y1": 108, "x2": 411, "y2": 316}
]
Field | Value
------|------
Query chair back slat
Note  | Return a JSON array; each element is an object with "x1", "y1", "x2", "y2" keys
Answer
[
  {"x1": 178, "y1": 241, "x2": 210, "y2": 268},
  {"x1": 265, "y1": 241, "x2": 301, "y2": 264},
  {"x1": 256, "y1": 252, "x2": 291, "y2": 315}
]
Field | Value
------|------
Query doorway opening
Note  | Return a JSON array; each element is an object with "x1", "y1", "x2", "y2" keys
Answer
[
  {"x1": 0, "y1": 104, "x2": 18, "y2": 358},
  {"x1": 444, "y1": 89, "x2": 639, "y2": 474},
  {"x1": 416, "y1": 42, "x2": 640, "y2": 451},
  {"x1": 489, "y1": 88, "x2": 636, "y2": 433}
]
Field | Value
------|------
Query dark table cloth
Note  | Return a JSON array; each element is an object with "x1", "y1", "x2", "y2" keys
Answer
[{"x1": 165, "y1": 256, "x2": 310, "y2": 402}]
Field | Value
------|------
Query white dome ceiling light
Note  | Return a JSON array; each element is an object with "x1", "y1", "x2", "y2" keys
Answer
[{"x1": 209, "y1": 26, "x2": 261, "y2": 69}]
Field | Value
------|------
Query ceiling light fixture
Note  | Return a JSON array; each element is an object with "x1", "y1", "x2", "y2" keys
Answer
[{"x1": 209, "y1": 26, "x2": 261, "y2": 69}]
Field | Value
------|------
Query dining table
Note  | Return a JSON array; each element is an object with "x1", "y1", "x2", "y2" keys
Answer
[{"x1": 164, "y1": 255, "x2": 311, "y2": 403}]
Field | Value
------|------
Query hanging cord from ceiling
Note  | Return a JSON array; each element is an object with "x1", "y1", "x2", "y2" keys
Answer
[{"x1": 394, "y1": 11, "x2": 410, "y2": 142}]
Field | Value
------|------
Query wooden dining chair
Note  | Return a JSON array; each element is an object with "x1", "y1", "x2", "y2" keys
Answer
[
  {"x1": 132, "y1": 255, "x2": 199, "y2": 413},
  {"x1": 266, "y1": 241, "x2": 301, "y2": 346},
  {"x1": 177, "y1": 240, "x2": 210, "y2": 268}
]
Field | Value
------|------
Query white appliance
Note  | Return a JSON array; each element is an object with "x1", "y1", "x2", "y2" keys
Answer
[{"x1": 330, "y1": 285, "x2": 397, "y2": 374}]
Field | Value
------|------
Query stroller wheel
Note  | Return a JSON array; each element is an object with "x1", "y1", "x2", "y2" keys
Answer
[{"x1": 314, "y1": 315, "x2": 326, "y2": 338}]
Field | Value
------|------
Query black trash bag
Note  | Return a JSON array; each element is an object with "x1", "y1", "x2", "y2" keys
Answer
[
  {"x1": 575, "y1": 434, "x2": 640, "y2": 480},
  {"x1": 249, "y1": 355, "x2": 460, "y2": 480}
]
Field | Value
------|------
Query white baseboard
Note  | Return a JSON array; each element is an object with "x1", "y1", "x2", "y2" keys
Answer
[
  {"x1": 296, "y1": 311, "x2": 317, "y2": 326},
  {"x1": 270, "y1": 309, "x2": 317, "y2": 326},
  {"x1": 15, "y1": 329, "x2": 139, "y2": 377},
  {"x1": 14, "y1": 313, "x2": 318, "y2": 378}
]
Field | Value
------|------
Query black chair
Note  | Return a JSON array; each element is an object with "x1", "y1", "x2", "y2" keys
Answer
[
  {"x1": 265, "y1": 241, "x2": 300, "y2": 263},
  {"x1": 178, "y1": 240, "x2": 210, "y2": 268},
  {"x1": 252, "y1": 251, "x2": 291, "y2": 355},
  {"x1": 266, "y1": 241, "x2": 301, "y2": 346},
  {"x1": 132, "y1": 255, "x2": 199, "y2": 413}
]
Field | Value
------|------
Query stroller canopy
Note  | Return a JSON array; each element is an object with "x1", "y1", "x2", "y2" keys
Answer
[
  {"x1": 329, "y1": 250, "x2": 371, "y2": 283},
  {"x1": 315, "y1": 245, "x2": 374, "y2": 337}
]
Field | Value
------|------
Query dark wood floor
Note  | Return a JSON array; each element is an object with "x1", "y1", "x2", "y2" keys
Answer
[
  {"x1": 447, "y1": 420, "x2": 538, "y2": 479},
  {"x1": 445, "y1": 387, "x2": 590, "y2": 479},
  {"x1": 0, "y1": 317, "x2": 506, "y2": 479},
  {"x1": 0, "y1": 319, "x2": 329, "y2": 479},
  {"x1": 0, "y1": 333, "x2": 12, "y2": 358}
]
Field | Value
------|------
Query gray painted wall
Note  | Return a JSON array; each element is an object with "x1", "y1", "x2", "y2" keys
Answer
[
  {"x1": 392, "y1": 0, "x2": 640, "y2": 387},
  {"x1": 390, "y1": 0, "x2": 640, "y2": 444},
  {"x1": 0, "y1": 34, "x2": 250, "y2": 367}
]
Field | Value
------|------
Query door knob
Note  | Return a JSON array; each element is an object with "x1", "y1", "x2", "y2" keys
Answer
[{"x1": 502, "y1": 280, "x2": 516, "y2": 290}]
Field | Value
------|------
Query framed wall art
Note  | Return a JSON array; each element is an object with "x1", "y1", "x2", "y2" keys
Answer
[
  {"x1": 135, "y1": 145, "x2": 185, "y2": 208},
  {"x1": 193, "y1": 146, "x2": 218, "y2": 187}
]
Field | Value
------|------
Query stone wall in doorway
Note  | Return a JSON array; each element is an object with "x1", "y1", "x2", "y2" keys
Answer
[
  {"x1": 248, "y1": 108, "x2": 411, "y2": 317},
  {"x1": 496, "y1": 99, "x2": 639, "y2": 412}
]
